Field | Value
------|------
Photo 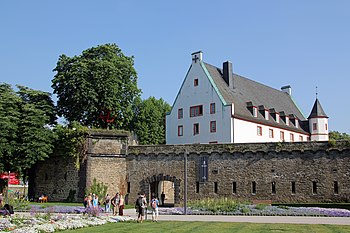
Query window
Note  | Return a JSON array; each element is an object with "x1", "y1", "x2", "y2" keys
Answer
[
  {"x1": 280, "y1": 131, "x2": 285, "y2": 141},
  {"x1": 193, "y1": 123, "x2": 199, "y2": 135},
  {"x1": 232, "y1": 182, "x2": 237, "y2": 194},
  {"x1": 209, "y1": 141, "x2": 218, "y2": 144},
  {"x1": 291, "y1": 181, "x2": 296, "y2": 194},
  {"x1": 210, "y1": 103, "x2": 216, "y2": 114},
  {"x1": 214, "y1": 182, "x2": 218, "y2": 193},
  {"x1": 312, "y1": 181, "x2": 317, "y2": 194},
  {"x1": 194, "y1": 78, "x2": 199, "y2": 86},
  {"x1": 210, "y1": 121, "x2": 216, "y2": 133},
  {"x1": 325, "y1": 123, "x2": 328, "y2": 131},
  {"x1": 313, "y1": 123, "x2": 317, "y2": 130},
  {"x1": 178, "y1": 125, "x2": 183, "y2": 136},
  {"x1": 334, "y1": 181, "x2": 339, "y2": 194},
  {"x1": 290, "y1": 133, "x2": 294, "y2": 142},
  {"x1": 178, "y1": 108, "x2": 183, "y2": 119},
  {"x1": 257, "y1": 126, "x2": 262, "y2": 136},
  {"x1": 272, "y1": 182, "x2": 276, "y2": 194},
  {"x1": 269, "y1": 129, "x2": 274, "y2": 138},
  {"x1": 252, "y1": 181, "x2": 256, "y2": 194},
  {"x1": 299, "y1": 135, "x2": 303, "y2": 141},
  {"x1": 196, "y1": 182, "x2": 199, "y2": 193},
  {"x1": 127, "y1": 182, "x2": 131, "y2": 193},
  {"x1": 253, "y1": 107, "x2": 258, "y2": 117},
  {"x1": 190, "y1": 105, "x2": 203, "y2": 117}
]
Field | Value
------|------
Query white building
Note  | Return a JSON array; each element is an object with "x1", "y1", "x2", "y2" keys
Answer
[{"x1": 165, "y1": 51, "x2": 329, "y2": 144}]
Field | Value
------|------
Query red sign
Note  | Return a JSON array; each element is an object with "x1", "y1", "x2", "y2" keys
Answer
[{"x1": 0, "y1": 172, "x2": 20, "y2": 185}]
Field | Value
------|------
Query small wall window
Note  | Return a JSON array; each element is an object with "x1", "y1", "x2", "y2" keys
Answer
[
  {"x1": 209, "y1": 141, "x2": 218, "y2": 144},
  {"x1": 325, "y1": 123, "x2": 328, "y2": 131},
  {"x1": 299, "y1": 135, "x2": 303, "y2": 141},
  {"x1": 178, "y1": 108, "x2": 183, "y2": 119},
  {"x1": 290, "y1": 133, "x2": 294, "y2": 142},
  {"x1": 193, "y1": 123, "x2": 199, "y2": 135},
  {"x1": 178, "y1": 125, "x2": 183, "y2": 136},
  {"x1": 269, "y1": 129, "x2": 274, "y2": 138},
  {"x1": 196, "y1": 182, "x2": 199, "y2": 193},
  {"x1": 210, "y1": 103, "x2": 216, "y2": 114},
  {"x1": 252, "y1": 181, "x2": 256, "y2": 194},
  {"x1": 64, "y1": 172, "x2": 67, "y2": 181},
  {"x1": 334, "y1": 181, "x2": 339, "y2": 194},
  {"x1": 312, "y1": 181, "x2": 317, "y2": 194},
  {"x1": 280, "y1": 131, "x2": 285, "y2": 141},
  {"x1": 257, "y1": 126, "x2": 262, "y2": 136},
  {"x1": 313, "y1": 123, "x2": 317, "y2": 130},
  {"x1": 232, "y1": 182, "x2": 237, "y2": 194},
  {"x1": 190, "y1": 105, "x2": 203, "y2": 117},
  {"x1": 210, "y1": 121, "x2": 216, "y2": 133},
  {"x1": 214, "y1": 182, "x2": 218, "y2": 193},
  {"x1": 194, "y1": 78, "x2": 199, "y2": 86},
  {"x1": 291, "y1": 181, "x2": 296, "y2": 194},
  {"x1": 127, "y1": 182, "x2": 131, "y2": 193},
  {"x1": 272, "y1": 181, "x2": 276, "y2": 194}
]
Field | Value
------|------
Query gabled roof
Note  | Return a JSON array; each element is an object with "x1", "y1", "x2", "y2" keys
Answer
[
  {"x1": 308, "y1": 99, "x2": 328, "y2": 119},
  {"x1": 203, "y1": 62, "x2": 309, "y2": 134}
]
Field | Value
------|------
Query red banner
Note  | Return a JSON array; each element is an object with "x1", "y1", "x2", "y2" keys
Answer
[{"x1": 0, "y1": 172, "x2": 20, "y2": 185}]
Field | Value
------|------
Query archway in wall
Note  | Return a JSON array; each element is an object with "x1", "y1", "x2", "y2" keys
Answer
[{"x1": 141, "y1": 174, "x2": 181, "y2": 207}]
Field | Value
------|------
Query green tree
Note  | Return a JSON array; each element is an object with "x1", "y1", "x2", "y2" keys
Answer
[
  {"x1": 329, "y1": 131, "x2": 350, "y2": 141},
  {"x1": 52, "y1": 43, "x2": 141, "y2": 129},
  {"x1": 0, "y1": 84, "x2": 56, "y2": 179},
  {"x1": 0, "y1": 84, "x2": 21, "y2": 172},
  {"x1": 133, "y1": 97, "x2": 171, "y2": 145}
]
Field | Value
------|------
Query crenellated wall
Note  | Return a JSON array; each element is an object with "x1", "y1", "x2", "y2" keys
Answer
[{"x1": 30, "y1": 133, "x2": 350, "y2": 205}]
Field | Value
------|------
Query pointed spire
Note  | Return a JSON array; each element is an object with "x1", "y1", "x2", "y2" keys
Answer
[{"x1": 308, "y1": 98, "x2": 328, "y2": 119}]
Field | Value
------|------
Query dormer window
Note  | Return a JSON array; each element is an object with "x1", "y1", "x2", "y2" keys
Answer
[
  {"x1": 289, "y1": 114, "x2": 298, "y2": 128},
  {"x1": 269, "y1": 108, "x2": 279, "y2": 123},
  {"x1": 247, "y1": 102, "x2": 258, "y2": 117},
  {"x1": 279, "y1": 111, "x2": 289, "y2": 125}
]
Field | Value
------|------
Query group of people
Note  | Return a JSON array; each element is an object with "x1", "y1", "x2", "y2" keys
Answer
[
  {"x1": 135, "y1": 192, "x2": 160, "y2": 223},
  {"x1": 84, "y1": 192, "x2": 125, "y2": 216}
]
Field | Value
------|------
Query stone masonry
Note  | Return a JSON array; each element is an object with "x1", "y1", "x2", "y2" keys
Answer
[{"x1": 30, "y1": 132, "x2": 350, "y2": 205}]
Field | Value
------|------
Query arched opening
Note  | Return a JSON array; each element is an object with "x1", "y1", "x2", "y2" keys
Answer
[
  {"x1": 149, "y1": 180, "x2": 175, "y2": 207},
  {"x1": 142, "y1": 174, "x2": 180, "y2": 207}
]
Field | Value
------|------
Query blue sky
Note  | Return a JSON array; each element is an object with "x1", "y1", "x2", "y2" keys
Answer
[{"x1": 1, "y1": 1, "x2": 349, "y2": 133}]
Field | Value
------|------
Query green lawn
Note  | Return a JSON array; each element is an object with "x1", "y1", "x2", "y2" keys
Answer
[{"x1": 63, "y1": 221, "x2": 350, "y2": 233}]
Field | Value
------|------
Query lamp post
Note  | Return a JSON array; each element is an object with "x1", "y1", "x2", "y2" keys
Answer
[{"x1": 184, "y1": 149, "x2": 188, "y2": 215}]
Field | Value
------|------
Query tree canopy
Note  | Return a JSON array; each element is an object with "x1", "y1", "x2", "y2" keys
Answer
[
  {"x1": 132, "y1": 97, "x2": 171, "y2": 145},
  {"x1": 52, "y1": 43, "x2": 141, "y2": 129},
  {"x1": 0, "y1": 84, "x2": 56, "y2": 177},
  {"x1": 329, "y1": 131, "x2": 350, "y2": 141}
]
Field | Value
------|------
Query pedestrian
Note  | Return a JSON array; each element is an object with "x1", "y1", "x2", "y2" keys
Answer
[
  {"x1": 161, "y1": 192, "x2": 165, "y2": 206},
  {"x1": 104, "y1": 194, "x2": 111, "y2": 213},
  {"x1": 92, "y1": 194, "x2": 99, "y2": 209},
  {"x1": 0, "y1": 193, "x2": 3, "y2": 208},
  {"x1": 119, "y1": 194, "x2": 125, "y2": 216},
  {"x1": 83, "y1": 195, "x2": 88, "y2": 208},
  {"x1": 150, "y1": 196, "x2": 159, "y2": 222},
  {"x1": 135, "y1": 193, "x2": 147, "y2": 223},
  {"x1": 87, "y1": 193, "x2": 93, "y2": 208},
  {"x1": 111, "y1": 193, "x2": 120, "y2": 215}
]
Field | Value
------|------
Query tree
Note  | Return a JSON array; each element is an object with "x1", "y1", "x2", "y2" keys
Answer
[
  {"x1": 329, "y1": 131, "x2": 350, "y2": 141},
  {"x1": 52, "y1": 43, "x2": 141, "y2": 129},
  {"x1": 0, "y1": 84, "x2": 56, "y2": 179},
  {"x1": 133, "y1": 97, "x2": 171, "y2": 145}
]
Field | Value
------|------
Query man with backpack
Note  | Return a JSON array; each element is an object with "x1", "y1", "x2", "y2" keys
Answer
[
  {"x1": 135, "y1": 193, "x2": 147, "y2": 223},
  {"x1": 150, "y1": 196, "x2": 159, "y2": 222}
]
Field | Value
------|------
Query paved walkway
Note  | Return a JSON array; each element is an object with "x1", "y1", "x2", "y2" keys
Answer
[{"x1": 123, "y1": 209, "x2": 350, "y2": 225}]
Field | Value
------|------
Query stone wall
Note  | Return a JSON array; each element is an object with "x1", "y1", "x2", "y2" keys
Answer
[{"x1": 31, "y1": 134, "x2": 350, "y2": 205}]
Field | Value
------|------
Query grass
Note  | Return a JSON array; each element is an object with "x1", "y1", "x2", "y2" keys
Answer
[{"x1": 62, "y1": 221, "x2": 350, "y2": 233}]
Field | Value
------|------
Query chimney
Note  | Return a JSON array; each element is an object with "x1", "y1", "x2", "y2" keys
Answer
[
  {"x1": 223, "y1": 61, "x2": 233, "y2": 88},
  {"x1": 281, "y1": 85, "x2": 292, "y2": 95}
]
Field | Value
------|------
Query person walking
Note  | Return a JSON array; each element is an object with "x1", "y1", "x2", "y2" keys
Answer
[
  {"x1": 150, "y1": 196, "x2": 159, "y2": 222},
  {"x1": 136, "y1": 193, "x2": 147, "y2": 223},
  {"x1": 161, "y1": 192, "x2": 165, "y2": 206},
  {"x1": 118, "y1": 194, "x2": 125, "y2": 216},
  {"x1": 92, "y1": 194, "x2": 99, "y2": 209},
  {"x1": 104, "y1": 194, "x2": 111, "y2": 213},
  {"x1": 111, "y1": 193, "x2": 120, "y2": 215}
]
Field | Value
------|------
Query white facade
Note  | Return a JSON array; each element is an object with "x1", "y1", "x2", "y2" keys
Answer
[
  {"x1": 166, "y1": 52, "x2": 233, "y2": 144},
  {"x1": 166, "y1": 51, "x2": 328, "y2": 145}
]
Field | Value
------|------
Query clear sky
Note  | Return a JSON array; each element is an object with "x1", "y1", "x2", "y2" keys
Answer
[{"x1": 1, "y1": 1, "x2": 349, "y2": 133}]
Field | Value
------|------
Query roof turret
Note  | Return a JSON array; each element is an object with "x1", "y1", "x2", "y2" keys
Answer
[{"x1": 308, "y1": 99, "x2": 328, "y2": 119}]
